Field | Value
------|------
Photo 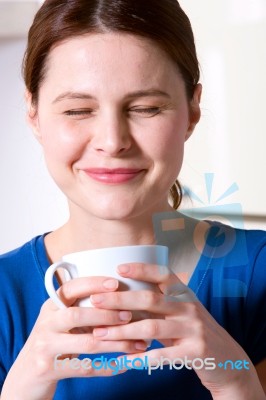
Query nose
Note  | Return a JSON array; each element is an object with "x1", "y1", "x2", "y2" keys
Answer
[{"x1": 91, "y1": 109, "x2": 132, "y2": 156}]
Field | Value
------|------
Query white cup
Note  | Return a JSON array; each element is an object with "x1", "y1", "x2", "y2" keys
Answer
[{"x1": 45, "y1": 245, "x2": 168, "y2": 309}]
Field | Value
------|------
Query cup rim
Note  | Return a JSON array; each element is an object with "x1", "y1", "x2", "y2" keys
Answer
[{"x1": 61, "y1": 244, "x2": 168, "y2": 260}]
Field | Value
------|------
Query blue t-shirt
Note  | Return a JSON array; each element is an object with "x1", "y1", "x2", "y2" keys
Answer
[{"x1": 0, "y1": 222, "x2": 265, "y2": 399}]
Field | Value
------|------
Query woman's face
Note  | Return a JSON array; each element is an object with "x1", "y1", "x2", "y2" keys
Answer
[{"x1": 28, "y1": 33, "x2": 201, "y2": 221}]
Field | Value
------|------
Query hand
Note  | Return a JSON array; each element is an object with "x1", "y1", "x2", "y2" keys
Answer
[
  {"x1": 1, "y1": 276, "x2": 148, "y2": 400},
  {"x1": 91, "y1": 263, "x2": 265, "y2": 399}
]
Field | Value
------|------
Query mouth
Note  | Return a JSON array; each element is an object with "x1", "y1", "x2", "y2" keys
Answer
[{"x1": 82, "y1": 168, "x2": 146, "y2": 184}]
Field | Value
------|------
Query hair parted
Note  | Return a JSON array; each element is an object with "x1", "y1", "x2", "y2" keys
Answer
[{"x1": 23, "y1": 0, "x2": 200, "y2": 209}]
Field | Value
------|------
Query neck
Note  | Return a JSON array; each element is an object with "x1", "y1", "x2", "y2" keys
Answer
[{"x1": 45, "y1": 201, "x2": 174, "y2": 262}]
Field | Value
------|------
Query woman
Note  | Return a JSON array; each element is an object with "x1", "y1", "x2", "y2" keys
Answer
[{"x1": 0, "y1": 0, "x2": 265, "y2": 399}]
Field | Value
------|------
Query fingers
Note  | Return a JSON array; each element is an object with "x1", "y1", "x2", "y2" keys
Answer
[
  {"x1": 117, "y1": 262, "x2": 194, "y2": 297},
  {"x1": 46, "y1": 276, "x2": 119, "y2": 309},
  {"x1": 90, "y1": 289, "x2": 196, "y2": 315},
  {"x1": 117, "y1": 263, "x2": 172, "y2": 284},
  {"x1": 26, "y1": 299, "x2": 148, "y2": 384},
  {"x1": 49, "y1": 307, "x2": 132, "y2": 332},
  {"x1": 92, "y1": 318, "x2": 190, "y2": 341},
  {"x1": 49, "y1": 332, "x2": 148, "y2": 355}
]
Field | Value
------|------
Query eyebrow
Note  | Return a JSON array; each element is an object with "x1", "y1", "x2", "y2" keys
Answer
[
  {"x1": 125, "y1": 89, "x2": 171, "y2": 100},
  {"x1": 52, "y1": 89, "x2": 171, "y2": 104},
  {"x1": 52, "y1": 92, "x2": 96, "y2": 104}
]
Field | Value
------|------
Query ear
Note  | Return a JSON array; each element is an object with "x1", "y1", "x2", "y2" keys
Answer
[
  {"x1": 25, "y1": 90, "x2": 42, "y2": 144},
  {"x1": 185, "y1": 83, "x2": 202, "y2": 141}
]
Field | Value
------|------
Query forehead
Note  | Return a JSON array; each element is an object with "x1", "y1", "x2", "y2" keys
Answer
[{"x1": 42, "y1": 32, "x2": 184, "y2": 97}]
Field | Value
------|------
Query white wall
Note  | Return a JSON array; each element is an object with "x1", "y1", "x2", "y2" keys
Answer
[
  {"x1": 179, "y1": 0, "x2": 266, "y2": 227},
  {"x1": 0, "y1": 39, "x2": 68, "y2": 253},
  {"x1": 0, "y1": 1, "x2": 266, "y2": 253}
]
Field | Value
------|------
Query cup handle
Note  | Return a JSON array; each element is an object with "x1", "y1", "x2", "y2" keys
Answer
[{"x1": 44, "y1": 261, "x2": 78, "y2": 309}]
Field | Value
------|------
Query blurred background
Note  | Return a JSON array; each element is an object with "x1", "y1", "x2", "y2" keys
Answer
[{"x1": 0, "y1": 0, "x2": 265, "y2": 253}]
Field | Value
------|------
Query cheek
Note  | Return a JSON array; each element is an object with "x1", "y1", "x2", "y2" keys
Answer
[
  {"x1": 145, "y1": 116, "x2": 187, "y2": 164},
  {"x1": 40, "y1": 119, "x2": 85, "y2": 164}
]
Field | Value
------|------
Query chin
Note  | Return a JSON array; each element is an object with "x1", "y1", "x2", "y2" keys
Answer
[
  {"x1": 89, "y1": 207, "x2": 137, "y2": 221},
  {"x1": 84, "y1": 195, "x2": 140, "y2": 221},
  {"x1": 87, "y1": 194, "x2": 168, "y2": 222}
]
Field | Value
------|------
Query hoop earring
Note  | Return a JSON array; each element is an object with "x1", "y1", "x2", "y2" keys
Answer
[{"x1": 169, "y1": 180, "x2": 182, "y2": 209}]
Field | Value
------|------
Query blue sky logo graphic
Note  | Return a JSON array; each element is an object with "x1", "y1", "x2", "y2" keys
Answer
[
  {"x1": 184, "y1": 172, "x2": 240, "y2": 205},
  {"x1": 182, "y1": 172, "x2": 243, "y2": 229}
]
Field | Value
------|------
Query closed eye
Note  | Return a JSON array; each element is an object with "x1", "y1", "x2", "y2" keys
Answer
[
  {"x1": 64, "y1": 109, "x2": 94, "y2": 117},
  {"x1": 129, "y1": 107, "x2": 162, "y2": 117}
]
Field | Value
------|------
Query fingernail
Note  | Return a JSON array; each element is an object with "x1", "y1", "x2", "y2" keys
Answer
[
  {"x1": 118, "y1": 264, "x2": 130, "y2": 274},
  {"x1": 119, "y1": 311, "x2": 132, "y2": 321},
  {"x1": 103, "y1": 279, "x2": 118, "y2": 289},
  {"x1": 90, "y1": 294, "x2": 103, "y2": 304},
  {"x1": 135, "y1": 341, "x2": 147, "y2": 350},
  {"x1": 94, "y1": 328, "x2": 108, "y2": 337}
]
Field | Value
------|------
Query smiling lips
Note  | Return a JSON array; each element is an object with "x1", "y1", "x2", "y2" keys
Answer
[{"x1": 83, "y1": 168, "x2": 145, "y2": 184}]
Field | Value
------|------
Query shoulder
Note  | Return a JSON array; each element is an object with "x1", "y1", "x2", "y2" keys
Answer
[
  {"x1": 0, "y1": 238, "x2": 35, "y2": 267},
  {"x1": 191, "y1": 220, "x2": 266, "y2": 300},
  {"x1": 0, "y1": 234, "x2": 49, "y2": 306},
  {"x1": 0, "y1": 238, "x2": 36, "y2": 285},
  {"x1": 205, "y1": 221, "x2": 266, "y2": 294},
  {"x1": 0, "y1": 234, "x2": 48, "y2": 273},
  {"x1": 0, "y1": 234, "x2": 49, "y2": 344},
  {"x1": 203, "y1": 220, "x2": 266, "y2": 264}
]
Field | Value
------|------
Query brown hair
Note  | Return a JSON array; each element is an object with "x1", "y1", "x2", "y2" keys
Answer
[{"x1": 23, "y1": 0, "x2": 200, "y2": 209}]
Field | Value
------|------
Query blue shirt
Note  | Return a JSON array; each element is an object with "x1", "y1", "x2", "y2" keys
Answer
[{"x1": 0, "y1": 222, "x2": 265, "y2": 399}]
